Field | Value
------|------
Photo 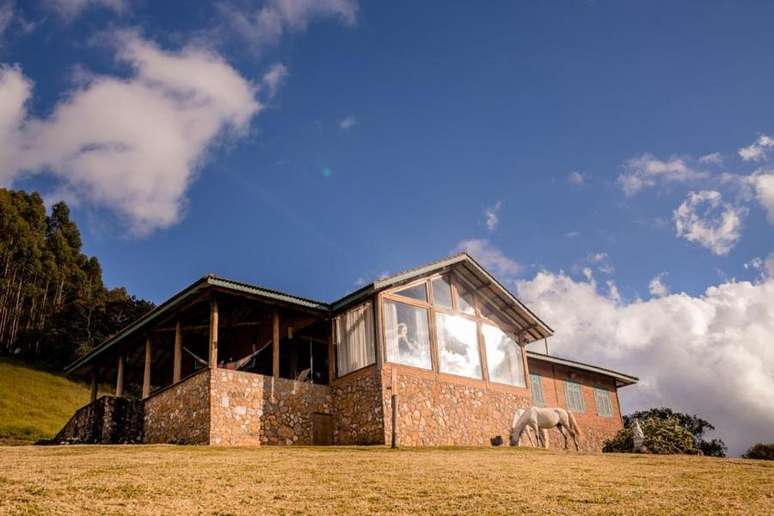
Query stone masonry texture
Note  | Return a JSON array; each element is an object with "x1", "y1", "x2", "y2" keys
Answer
[
  {"x1": 330, "y1": 366, "x2": 385, "y2": 445},
  {"x1": 144, "y1": 369, "x2": 210, "y2": 444},
  {"x1": 53, "y1": 395, "x2": 143, "y2": 444}
]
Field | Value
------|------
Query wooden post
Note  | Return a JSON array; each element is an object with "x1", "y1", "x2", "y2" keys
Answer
[
  {"x1": 391, "y1": 393, "x2": 399, "y2": 448},
  {"x1": 142, "y1": 336, "x2": 152, "y2": 398},
  {"x1": 209, "y1": 298, "x2": 219, "y2": 368},
  {"x1": 115, "y1": 355, "x2": 125, "y2": 397},
  {"x1": 90, "y1": 370, "x2": 98, "y2": 403},
  {"x1": 328, "y1": 319, "x2": 336, "y2": 382},
  {"x1": 173, "y1": 321, "x2": 182, "y2": 383},
  {"x1": 272, "y1": 309, "x2": 280, "y2": 379}
]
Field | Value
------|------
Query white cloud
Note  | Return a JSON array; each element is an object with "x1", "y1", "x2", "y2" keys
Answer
[
  {"x1": 648, "y1": 272, "x2": 669, "y2": 297},
  {"x1": 455, "y1": 239, "x2": 521, "y2": 278},
  {"x1": 262, "y1": 63, "x2": 288, "y2": 98},
  {"x1": 618, "y1": 154, "x2": 707, "y2": 196},
  {"x1": 745, "y1": 254, "x2": 774, "y2": 280},
  {"x1": 738, "y1": 134, "x2": 774, "y2": 162},
  {"x1": 517, "y1": 270, "x2": 774, "y2": 455},
  {"x1": 0, "y1": 31, "x2": 262, "y2": 234},
  {"x1": 748, "y1": 171, "x2": 774, "y2": 224},
  {"x1": 0, "y1": 1, "x2": 13, "y2": 39},
  {"x1": 338, "y1": 114, "x2": 357, "y2": 130},
  {"x1": 580, "y1": 251, "x2": 614, "y2": 275},
  {"x1": 483, "y1": 201, "x2": 502, "y2": 232},
  {"x1": 48, "y1": 0, "x2": 129, "y2": 19},
  {"x1": 567, "y1": 171, "x2": 585, "y2": 185},
  {"x1": 564, "y1": 231, "x2": 580, "y2": 238},
  {"x1": 673, "y1": 191, "x2": 745, "y2": 256},
  {"x1": 220, "y1": 0, "x2": 357, "y2": 52},
  {"x1": 698, "y1": 152, "x2": 723, "y2": 165}
]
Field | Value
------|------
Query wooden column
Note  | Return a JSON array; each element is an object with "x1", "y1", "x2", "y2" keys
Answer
[
  {"x1": 142, "y1": 336, "x2": 152, "y2": 398},
  {"x1": 272, "y1": 310, "x2": 280, "y2": 379},
  {"x1": 173, "y1": 321, "x2": 182, "y2": 383},
  {"x1": 90, "y1": 370, "x2": 98, "y2": 403},
  {"x1": 209, "y1": 298, "x2": 219, "y2": 368},
  {"x1": 328, "y1": 318, "x2": 336, "y2": 383},
  {"x1": 115, "y1": 355, "x2": 125, "y2": 397}
]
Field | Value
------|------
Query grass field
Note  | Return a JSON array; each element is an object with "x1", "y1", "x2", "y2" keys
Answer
[
  {"x1": 1, "y1": 445, "x2": 772, "y2": 514},
  {"x1": 0, "y1": 359, "x2": 95, "y2": 444}
]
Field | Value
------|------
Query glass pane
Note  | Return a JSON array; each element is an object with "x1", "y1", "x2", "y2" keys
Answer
[
  {"x1": 431, "y1": 276, "x2": 453, "y2": 309},
  {"x1": 455, "y1": 279, "x2": 476, "y2": 315},
  {"x1": 384, "y1": 300, "x2": 432, "y2": 369},
  {"x1": 393, "y1": 282, "x2": 427, "y2": 302},
  {"x1": 530, "y1": 374, "x2": 544, "y2": 405},
  {"x1": 482, "y1": 324, "x2": 525, "y2": 387},
  {"x1": 436, "y1": 313, "x2": 482, "y2": 379}
]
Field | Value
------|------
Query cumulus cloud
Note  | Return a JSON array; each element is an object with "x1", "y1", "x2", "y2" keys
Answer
[
  {"x1": 698, "y1": 152, "x2": 723, "y2": 165},
  {"x1": 648, "y1": 272, "x2": 669, "y2": 297},
  {"x1": 0, "y1": 31, "x2": 262, "y2": 234},
  {"x1": 338, "y1": 114, "x2": 357, "y2": 130},
  {"x1": 262, "y1": 62, "x2": 288, "y2": 98},
  {"x1": 455, "y1": 239, "x2": 521, "y2": 278},
  {"x1": 48, "y1": 0, "x2": 130, "y2": 19},
  {"x1": 748, "y1": 171, "x2": 774, "y2": 224},
  {"x1": 483, "y1": 201, "x2": 502, "y2": 232},
  {"x1": 738, "y1": 134, "x2": 774, "y2": 162},
  {"x1": 517, "y1": 270, "x2": 774, "y2": 455},
  {"x1": 673, "y1": 191, "x2": 745, "y2": 255},
  {"x1": 567, "y1": 171, "x2": 585, "y2": 185},
  {"x1": 618, "y1": 154, "x2": 707, "y2": 196},
  {"x1": 219, "y1": 0, "x2": 357, "y2": 52}
]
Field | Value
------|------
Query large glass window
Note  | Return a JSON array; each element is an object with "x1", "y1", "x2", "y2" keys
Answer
[
  {"x1": 530, "y1": 374, "x2": 545, "y2": 406},
  {"x1": 482, "y1": 324, "x2": 525, "y2": 387},
  {"x1": 594, "y1": 387, "x2": 613, "y2": 417},
  {"x1": 435, "y1": 313, "x2": 482, "y2": 379},
  {"x1": 565, "y1": 381, "x2": 585, "y2": 412},
  {"x1": 335, "y1": 302, "x2": 375, "y2": 376},
  {"x1": 455, "y1": 279, "x2": 476, "y2": 315},
  {"x1": 431, "y1": 276, "x2": 453, "y2": 310},
  {"x1": 384, "y1": 300, "x2": 432, "y2": 369},
  {"x1": 392, "y1": 283, "x2": 427, "y2": 302}
]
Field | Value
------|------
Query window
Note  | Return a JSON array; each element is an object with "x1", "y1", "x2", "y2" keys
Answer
[
  {"x1": 431, "y1": 276, "x2": 453, "y2": 310},
  {"x1": 530, "y1": 374, "x2": 545, "y2": 406},
  {"x1": 384, "y1": 300, "x2": 432, "y2": 369},
  {"x1": 565, "y1": 381, "x2": 584, "y2": 412},
  {"x1": 335, "y1": 302, "x2": 375, "y2": 376},
  {"x1": 435, "y1": 313, "x2": 482, "y2": 379},
  {"x1": 393, "y1": 283, "x2": 427, "y2": 302},
  {"x1": 594, "y1": 387, "x2": 613, "y2": 417},
  {"x1": 482, "y1": 324, "x2": 525, "y2": 387},
  {"x1": 455, "y1": 279, "x2": 476, "y2": 315}
]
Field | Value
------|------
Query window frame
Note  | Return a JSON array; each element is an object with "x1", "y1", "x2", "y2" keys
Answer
[
  {"x1": 381, "y1": 272, "x2": 528, "y2": 389},
  {"x1": 594, "y1": 386, "x2": 613, "y2": 417},
  {"x1": 334, "y1": 301, "x2": 377, "y2": 379},
  {"x1": 530, "y1": 373, "x2": 545, "y2": 406},
  {"x1": 564, "y1": 380, "x2": 585, "y2": 413}
]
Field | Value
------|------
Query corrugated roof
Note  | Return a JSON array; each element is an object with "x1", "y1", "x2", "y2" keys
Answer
[{"x1": 527, "y1": 350, "x2": 639, "y2": 387}]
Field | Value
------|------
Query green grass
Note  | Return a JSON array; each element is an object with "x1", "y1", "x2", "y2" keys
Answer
[{"x1": 0, "y1": 359, "x2": 93, "y2": 443}]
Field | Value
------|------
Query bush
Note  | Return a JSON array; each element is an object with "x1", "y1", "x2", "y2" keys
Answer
[
  {"x1": 742, "y1": 443, "x2": 774, "y2": 460},
  {"x1": 603, "y1": 417, "x2": 697, "y2": 455}
]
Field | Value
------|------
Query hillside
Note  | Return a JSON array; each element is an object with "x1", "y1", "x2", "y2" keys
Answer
[
  {"x1": 1, "y1": 446, "x2": 772, "y2": 514},
  {"x1": 0, "y1": 359, "x2": 93, "y2": 444}
]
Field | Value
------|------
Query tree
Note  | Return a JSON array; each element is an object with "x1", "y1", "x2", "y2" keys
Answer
[
  {"x1": 624, "y1": 407, "x2": 727, "y2": 457},
  {"x1": 742, "y1": 443, "x2": 774, "y2": 460}
]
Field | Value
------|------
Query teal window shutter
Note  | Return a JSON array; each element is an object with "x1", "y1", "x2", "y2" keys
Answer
[
  {"x1": 594, "y1": 387, "x2": 613, "y2": 417},
  {"x1": 530, "y1": 374, "x2": 544, "y2": 406},
  {"x1": 565, "y1": 381, "x2": 584, "y2": 412}
]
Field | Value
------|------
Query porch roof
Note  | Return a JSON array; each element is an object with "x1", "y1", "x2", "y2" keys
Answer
[{"x1": 526, "y1": 350, "x2": 639, "y2": 387}]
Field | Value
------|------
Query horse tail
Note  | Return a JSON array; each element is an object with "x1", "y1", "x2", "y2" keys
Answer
[{"x1": 567, "y1": 411, "x2": 582, "y2": 438}]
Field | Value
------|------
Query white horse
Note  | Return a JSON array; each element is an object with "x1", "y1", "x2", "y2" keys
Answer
[{"x1": 510, "y1": 406, "x2": 582, "y2": 451}]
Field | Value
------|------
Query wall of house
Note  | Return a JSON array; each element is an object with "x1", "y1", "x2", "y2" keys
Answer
[
  {"x1": 527, "y1": 359, "x2": 624, "y2": 451},
  {"x1": 209, "y1": 369, "x2": 332, "y2": 446},
  {"x1": 330, "y1": 366, "x2": 385, "y2": 445},
  {"x1": 380, "y1": 364, "x2": 533, "y2": 447},
  {"x1": 144, "y1": 369, "x2": 211, "y2": 444}
]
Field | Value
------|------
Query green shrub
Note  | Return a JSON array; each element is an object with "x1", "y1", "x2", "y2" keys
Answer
[
  {"x1": 603, "y1": 417, "x2": 697, "y2": 455},
  {"x1": 742, "y1": 443, "x2": 774, "y2": 460}
]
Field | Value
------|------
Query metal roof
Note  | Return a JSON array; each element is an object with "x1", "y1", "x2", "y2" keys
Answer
[{"x1": 526, "y1": 350, "x2": 639, "y2": 387}]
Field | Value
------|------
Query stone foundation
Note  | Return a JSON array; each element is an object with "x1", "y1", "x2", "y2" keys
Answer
[
  {"x1": 52, "y1": 395, "x2": 143, "y2": 444},
  {"x1": 144, "y1": 369, "x2": 210, "y2": 444},
  {"x1": 210, "y1": 369, "x2": 332, "y2": 446},
  {"x1": 331, "y1": 366, "x2": 385, "y2": 445}
]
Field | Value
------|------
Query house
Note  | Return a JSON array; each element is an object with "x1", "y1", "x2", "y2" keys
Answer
[{"x1": 62, "y1": 253, "x2": 638, "y2": 449}]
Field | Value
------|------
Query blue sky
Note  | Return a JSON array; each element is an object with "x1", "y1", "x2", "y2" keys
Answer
[{"x1": 1, "y1": 1, "x2": 773, "y2": 453}]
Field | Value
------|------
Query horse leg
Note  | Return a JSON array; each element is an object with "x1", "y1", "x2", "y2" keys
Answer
[
  {"x1": 541, "y1": 429, "x2": 549, "y2": 449},
  {"x1": 557, "y1": 424, "x2": 569, "y2": 450}
]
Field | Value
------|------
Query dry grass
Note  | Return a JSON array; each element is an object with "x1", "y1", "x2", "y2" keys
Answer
[{"x1": 1, "y1": 446, "x2": 772, "y2": 515}]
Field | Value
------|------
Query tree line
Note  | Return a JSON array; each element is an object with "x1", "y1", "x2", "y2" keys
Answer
[{"x1": 0, "y1": 188, "x2": 153, "y2": 370}]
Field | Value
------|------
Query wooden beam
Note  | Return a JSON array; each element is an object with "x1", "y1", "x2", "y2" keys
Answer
[
  {"x1": 173, "y1": 321, "x2": 182, "y2": 383},
  {"x1": 209, "y1": 298, "x2": 219, "y2": 368},
  {"x1": 90, "y1": 370, "x2": 98, "y2": 403},
  {"x1": 272, "y1": 309, "x2": 280, "y2": 379},
  {"x1": 142, "y1": 336, "x2": 152, "y2": 398},
  {"x1": 328, "y1": 318, "x2": 336, "y2": 382},
  {"x1": 115, "y1": 355, "x2": 125, "y2": 397}
]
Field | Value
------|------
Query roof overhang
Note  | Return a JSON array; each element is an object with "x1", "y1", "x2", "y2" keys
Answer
[{"x1": 526, "y1": 350, "x2": 638, "y2": 387}]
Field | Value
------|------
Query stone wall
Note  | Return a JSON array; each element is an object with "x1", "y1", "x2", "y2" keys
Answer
[
  {"x1": 144, "y1": 369, "x2": 211, "y2": 444},
  {"x1": 210, "y1": 369, "x2": 332, "y2": 446},
  {"x1": 52, "y1": 395, "x2": 143, "y2": 444},
  {"x1": 381, "y1": 365, "x2": 532, "y2": 447},
  {"x1": 528, "y1": 359, "x2": 624, "y2": 451},
  {"x1": 330, "y1": 366, "x2": 385, "y2": 445}
]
